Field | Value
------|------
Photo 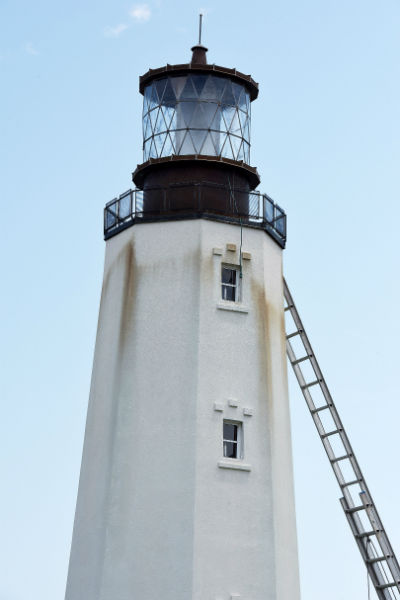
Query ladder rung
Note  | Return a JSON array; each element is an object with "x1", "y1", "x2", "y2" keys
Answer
[
  {"x1": 346, "y1": 505, "x2": 366, "y2": 514},
  {"x1": 284, "y1": 304, "x2": 293, "y2": 311},
  {"x1": 292, "y1": 355, "x2": 312, "y2": 366},
  {"x1": 377, "y1": 582, "x2": 398, "y2": 590},
  {"x1": 322, "y1": 428, "x2": 342, "y2": 438},
  {"x1": 357, "y1": 530, "x2": 381, "y2": 539},
  {"x1": 286, "y1": 330, "x2": 302, "y2": 339},
  {"x1": 301, "y1": 379, "x2": 321, "y2": 389},
  {"x1": 367, "y1": 556, "x2": 389, "y2": 564},
  {"x1": 331, "y1": 454, "x2": 352, "y2": 463},
  {"x1": 341, "y1": 479, "x2": 362, "y2": 488},
  {"x1": 311, "y1": 404, "x2": 332, "y2": 414}
]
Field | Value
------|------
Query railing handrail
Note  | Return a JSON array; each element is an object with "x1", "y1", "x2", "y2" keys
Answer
[{"x1": 104, "y1": 184, "x2": 286, "y2": 248}]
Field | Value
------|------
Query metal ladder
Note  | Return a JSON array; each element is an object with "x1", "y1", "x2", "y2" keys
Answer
[{"x1": 284, "y1": 278, "x2": 400, "y2": 600}]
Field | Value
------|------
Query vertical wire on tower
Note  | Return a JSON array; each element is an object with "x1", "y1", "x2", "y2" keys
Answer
[{"x1": 227, "y1": 175, "x2": 243, "y2": 279}]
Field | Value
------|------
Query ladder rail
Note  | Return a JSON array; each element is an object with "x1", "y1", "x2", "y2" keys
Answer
[{"x1": 284, "y1": 278, "x2": 400, "y2": 600}]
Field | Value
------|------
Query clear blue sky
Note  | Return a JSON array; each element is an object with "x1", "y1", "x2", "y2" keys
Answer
[{"x1": 1, "y1": 1, "x2": 399, "y2": 599}]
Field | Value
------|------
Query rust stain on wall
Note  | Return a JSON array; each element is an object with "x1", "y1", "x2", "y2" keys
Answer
[
  {"x1": 118, "y1": 240, "x2": 138, "y2": 354},
  {"x1": 252, "y1": 278, "x2": 272, "y2": 407},
  {"x1": 252, "y1": 269, "x2": 287, "y2": 417},
  {"x1": 101, "y1": 266, "x2": 111, "y2": 299}
]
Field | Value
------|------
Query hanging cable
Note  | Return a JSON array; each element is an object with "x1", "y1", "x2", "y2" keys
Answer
[
  {"x1": 239, "y1": 216, "x2": 243, "y2": 279},
  {"x1": 227, "y1": 175, "x2": 243, "y2": 278}
]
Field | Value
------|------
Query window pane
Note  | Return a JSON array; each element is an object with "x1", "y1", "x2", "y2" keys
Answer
[
  {"x1": 154, "y1": 133, "x2": 166, "y2": 158},
  {"x1": 237, "y1": 88, "x2": 248, "y2": 112},
  {"x1": 221, "y1": 80, "x2": 236, "y2": 106},
  {"x1": 149, "y1": 107, "x2": 159, "y2": 132},
  {"x1": 179, "y1": 101, "x2": 198, "y2": 128},
  {"x1": 191, "y1": 129, "x2": 207, "y2": 154},
  {"x1": 170, "y1": 76, "x2": 186, "y2": 100},
  {"x1": 181, "y1": 76, "x2": 198, "y2": 100},
  {"x1": 192, "y1": 74, "x2": 207, "y2": 97},
  {"x1": 223, "y1": 441, "x2": 237, "y2": 459},
  {"x1": 222, "y1": 268, "x2": 236, "y2": 285},
  {"x1": 232, "y1": 82, "x2": 244, "y2": 104},
  {"x1": 143, "y1": 114, "x2": 151, "y2": 140},
  {"x1": 155, "y1": 79, "x2": 167, "y2": 104},
  {"x1": 220, "y1": 134, "x2": 234, "y2": 160},
  {"x1": 230, "y1": 134, "x2": 242, "y2": 160},
  {"x1": 222, "y1": 284, "x2": 236, "y2": 302},
  {"x1": 162, "y1": 78, "x2": 176, "y2": 106},
  {"x1": 149, "y1": 84, "x2": 159, "y2": 111},
  {"x1": 200, "y1": 75, "x2": 218, "y2": 101},
  {"x1": 143, "y1": 83, "x2": 153, "y2": 114},
  {"x1": 223, "y1": 423, "x2": 238, "y2": 441},
  {"x1": 213, "y1": 76, "x2": 227, "y2": 100},
  {"x1": 243, "y1": 141, "x2": 250, "y2": 163}
]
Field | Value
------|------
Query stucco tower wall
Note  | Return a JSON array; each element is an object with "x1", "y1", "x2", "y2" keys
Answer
[
  {"x1": 192, "y1": 220, "x2": 300, "y2": 599},
  {"x1": 65, "y1": 221, "x2": 200, "y2": 600},
  {"x1": 65, "y1": 218, "x2": 300, "y2": 600}
]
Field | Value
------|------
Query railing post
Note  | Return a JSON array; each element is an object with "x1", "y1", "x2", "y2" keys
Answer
[{"x1": 262, "y1": 194, "x2": 266, "y2": 225}]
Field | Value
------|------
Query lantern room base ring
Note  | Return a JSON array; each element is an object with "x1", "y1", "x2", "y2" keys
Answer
[{"x1": 132, "y1": 155, "x2": 260, "y2": 191}]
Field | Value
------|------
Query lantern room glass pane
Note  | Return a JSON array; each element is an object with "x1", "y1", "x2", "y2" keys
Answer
[{"x1": 142, "y1": 74, "x2": 251, "y2": 163}]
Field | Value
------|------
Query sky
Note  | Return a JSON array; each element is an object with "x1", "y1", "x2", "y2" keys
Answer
[{"x1": 1, "y1": 0, "x2": 399, "y2": 599}]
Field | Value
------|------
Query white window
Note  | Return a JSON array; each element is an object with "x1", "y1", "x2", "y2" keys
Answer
[
  {"x1": 223, "y1": 420, "x2": 243, "y2": 459},
  {"x1": 221, "y1": 265, "x2": 240, "y2": 302}
]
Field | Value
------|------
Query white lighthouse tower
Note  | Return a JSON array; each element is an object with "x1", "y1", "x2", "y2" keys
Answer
[{"x1": 65, "y1": 42, "x2": 301, "y2": 600}]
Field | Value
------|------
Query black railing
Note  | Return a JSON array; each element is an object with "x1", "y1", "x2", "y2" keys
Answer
[{"x1": 104, "y1": 183, "x2": 287, "y2": 247}]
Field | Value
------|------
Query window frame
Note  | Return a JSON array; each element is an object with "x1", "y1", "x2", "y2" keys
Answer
[
  {"x1": 223, "y1": 420, "x2": 243, "y2": 460},
  {"x1": 221, "y1": 264, "x2": 241, "y2": 303}
]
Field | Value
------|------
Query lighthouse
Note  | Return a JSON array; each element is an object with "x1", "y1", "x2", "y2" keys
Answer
[{"x1": 65, "y1": 40, "x2": 301, "y2": 600}]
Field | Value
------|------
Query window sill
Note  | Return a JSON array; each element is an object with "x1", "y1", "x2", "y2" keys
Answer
[
  {"x1": 217, "y1": 301, "x2": 249, "y2": 314},
  {"x1": 218, "y1": 459, "x2": 251, "y2": 471}
]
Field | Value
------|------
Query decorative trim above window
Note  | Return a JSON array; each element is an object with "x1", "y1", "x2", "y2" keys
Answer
[{"x1": 228, "y1": 398, "x2": 239, "y2": 408}]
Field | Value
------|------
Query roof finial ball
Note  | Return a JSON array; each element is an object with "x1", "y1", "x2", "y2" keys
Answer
[{"x1": 191, "y1": 13, "x2": 208, "y2": 65}]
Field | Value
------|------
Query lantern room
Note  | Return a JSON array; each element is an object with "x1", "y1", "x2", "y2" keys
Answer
[
  {"x1": 142, "y1": 69, "x2": 252, "y2": 163},
  {"x1": 104, "y1": 43, "x2": 286, "y2": 249}
]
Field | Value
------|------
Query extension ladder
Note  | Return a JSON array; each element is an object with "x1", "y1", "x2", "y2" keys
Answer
[{"x1": 284, "y1": 278, "x2": 400, "y2": 600}]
